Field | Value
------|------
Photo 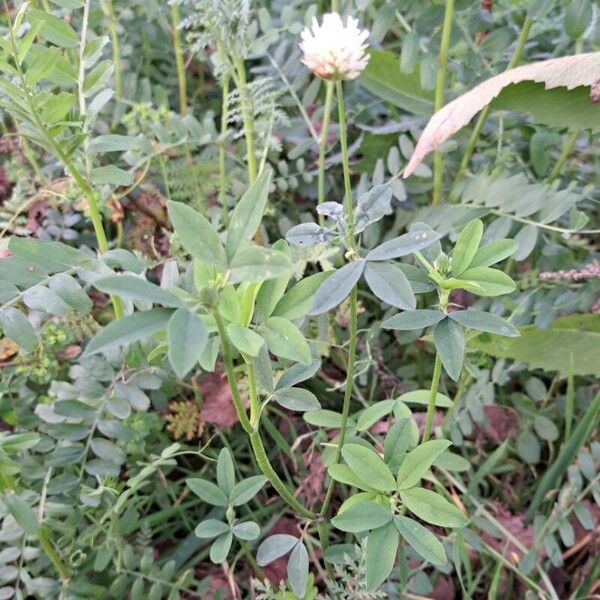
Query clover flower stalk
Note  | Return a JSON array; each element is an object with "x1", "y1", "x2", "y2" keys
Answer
[
  {"x1": 299, "y1": 12, "x2": 370, "y2": 538},
  {"x1": 300, "y1": 13, "x2": 369, "y2": 223}
]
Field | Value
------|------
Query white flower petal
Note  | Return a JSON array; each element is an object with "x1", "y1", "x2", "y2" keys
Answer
[{"x1": 298, "y1": 12, "x2": 370, "y2": 81}]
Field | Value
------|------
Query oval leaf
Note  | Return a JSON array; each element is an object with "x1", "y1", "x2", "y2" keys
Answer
[
  {"x1": 264, "y1": 317, "x2": 311, "y2": 365},
  {"x1": 332, "y1": 501, "x2": 393, "y2": 533},
  {"x1": 85, "y1": 308, "x2": 172, "y2": 356},
  {"x1": 382, "y1": 309, "x2": 445, "y2": 331},
  {"x1": 226, "y1": 168, "x2": 272, "y2": 259},
  {"x1": 396, "y1": 439, "x2": 451, "y2": 490},
  {"x1": 227, "y1": 323, "x2": 264, "y2": 357},
  {"x1": 394, "y1": 515, "x2": 446, "y2": 566},
  {"x1": 168, "y1": 201, "x2": 226, "y2": 267},
  {"x1": 94, "y1": 275, "x2": 183, "y2": 308},
  {"x1": 365, "y1": 522, "x2": 399, "y2": 591},
  {"x1": 168, "y1": 308, "x2": 209, "y2": 378},
  {"x1": 400, "y1": 487, "x2": 467, "y2": 527},
  {"x1": 366, "y1": 229, "x2": 441, "y2": 261},
  {"x1": 309, "y1": 260, "x2": 365, "y2": 316},
  {"x1": 342, "y1": 443, "x2": 396, "y2": 492},
  {"x1": 448, "y1": 309, "x2": 519, "y2": 337},
  {"x1": 433, "y1": 318, "x2": 464, "y2": 381},
  {"x1": 451, "y1": 219, "x2": 483, "y2": 276},
  {"x1": 287, "y1": 542, "x2": 309, "y2": 599},
  {"x1": 186, "y1": 478, "x2": 228, "y2": 506},
  {"x1": 364, "y1": 262, "x2": 416, "y2": 310},
  {"x1": 273, "y1": 387, "x2": 320, "y2": 412},
  {"x1": 256, "y1": 534, "x2": 298, "y2": 566}
]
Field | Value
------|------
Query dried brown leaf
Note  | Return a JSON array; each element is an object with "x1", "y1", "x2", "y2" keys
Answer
[{"x1": 404, "y1": 53, "x2": 600, "y2": 177}]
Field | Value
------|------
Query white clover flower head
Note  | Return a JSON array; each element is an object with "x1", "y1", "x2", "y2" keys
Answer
[{"x1": 299, "y1": 12, "x2": 370, "y2": 81}]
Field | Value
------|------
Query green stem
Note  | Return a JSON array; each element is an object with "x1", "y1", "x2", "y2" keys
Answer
[
  {"x1": 317, "y1": 81, "x2": 334, "y2": 226},
  {"x1": 314, "y1": 78, "x2": 338, "y2": 566},
  {"x1": 319, "y1": 81, "x2": 359, "y2": 531},
  {"x1": 7, "y1": 14, "x2": 123, "y2": 319},
  {"x1": 422, "y1": 353, "x2": 442, "y2": 443},
  {"x1": 432, "y1": 0, "x2": 455, "y2": 206},
  {"x1": 104, "y1": 0, "x2": 122, "y2": 100},
  {"x1": 246, "y1": 360, "x2": 260, "y2": 427},
  {"x1": 38, "y1": 525, "x2": 69, "y2": 583},
  {"x1": 548, "y1": 130, "x2": 578, "y2": 182},
  {"x1": 234, "y1": 56, "x2": 258, "y2": 184},
  {"x1": 547, "y1": 37, "x2": 584, "y2": 184},
  {"x1": 240, "y1": 540, "x2": 266, "y2": 579},
  {"x1": 171, "y1": 3, "x2": 187, "y2": 116},
  {"x1": 335, "y1": 79, "x2": 355, "y2": 246},
  {"x1": 18, "y1": 129, "x2": 44, "y2": 182},
  {"x1": 563, "y1": 353, "x2": 575, "y2": 443},
  {"x1": 213, "y1": 311, "x2": 252, "y2": 434},
  {"x1": 454, "y1": 16, "x2": 532, "y2": 187},
  {"x1": 321, "y1": 286, "x2": 357, "y2": 507},
  {"x1": 213, "y1": 311, "x2": 315, "y2": 519},
  {"x1": 249, "y1": 430, "x2": 315, "y2": 519},
  {"x1": 219, "y1": 77, "x2": 230, "y2": 226}
]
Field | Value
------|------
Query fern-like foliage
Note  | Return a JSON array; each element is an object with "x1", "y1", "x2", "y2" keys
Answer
[
  {"x1": 164, "y1": 156, "x2": 219, "y2": 205},
  {"x1": 418, "y1": 171, "x2": 586, "y2": 234},
  {"x1": 227, "y1": 76, "x2": 289, "y2": 151},
  {"x1": 318, "y1": 544, "x2": 387, "y2": 600},
  {"x1": 176, "y1": 0, "x2": 287, "y2": 157},
  {"x1": 457, "y1": 172, "x2": 584, "y2": 225},
  {"x1": 176, "y1": 0, "x2": 252, "y2": 71},
  {"x1": 412, "y1": 171, "x2": 588, "y2": 261}
]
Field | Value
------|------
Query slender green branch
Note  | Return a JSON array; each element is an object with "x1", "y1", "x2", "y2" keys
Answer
[
  {"x1": 487, "y1": 208, "x2": 600, "y2": 235},
  {"x1": 213, "y1": 311, "x2": 315, "y2": 519},
  {"x1": 7, "y1": 12, "x2": 123, "y2": 318},
  {"x1": 432, "y1": 0, "x2": 455, "y2": 206},
  {"x1": 246, "y1": 360, "x2": 260, "y2": 428},
  {"x1": 213, "y1": 311, "x2": 252, "y2": 434},
  {"x1": 233, "y1": 56, "x2": 258, "y2": 184},
  {"x1": 219, "y1": 77, "x2": 231, "y2": 226},
  {"x1": 454, "y1": 16, "x2": 532, "y2": 186},
  {"x1": 38, "y1": 525, "x2": 69, "y2": 583},
  {"x1": 317, "y1": 81, "x2": 334, "y2": 226},
  {"x1": 320, "y1": 285, "x2": 358, "y2": 512},
  {"x1": 422, "y1": 353, "x2": 442, "y2": 443},
  {"x1": 547, "y1": 37, "x2": 584, "y2": 183},
  {"x1": 249, "y1": 430, "x2": 315, "y2": 519},
  {"x1": 335, "y1": 79, "x2": 355, "y2": 246},
  {"x1": 320, "y1": 81, "x2": 359, "y2": 525},
  {"x1": 266, "y1": 52, "x2": 318, "y2": 142},
  {"x1": 171, "y1": 3, "x2": 188, "y2": 116},
  {"x1": 16, "y1": 126, "x2": 44, "y2": 182},
  {"x1": 563, "y1": 354, "x2": 575, "y2": 443},
  {"x1": 239, "y1": 540, "x2": 266, "y2": 579},
  {"x1": 548, "y1": 130, "x2": 578, "y2": 182},
  {"x1": 103, "y1": 0, "x2": 122, "y2": 100}
]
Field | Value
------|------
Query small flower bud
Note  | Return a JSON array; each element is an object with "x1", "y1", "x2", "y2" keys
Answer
[
  {"x1": 199, "y1": 287, "x2": 218, "y2": 307},
  {"x1": 226, "y1": 505, "x2": 236, "y2": 524},
  {"x1": 435, "y1": 252, "x2": 451, "y2": 275}
]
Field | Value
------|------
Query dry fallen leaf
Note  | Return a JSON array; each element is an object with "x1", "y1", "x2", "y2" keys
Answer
[
  {"x1": 404, "y1": 53, "x2": 600, "y2": 177},
  {"x1": 199, "y1": 367, "x2": 248, "y2": 429},
  {"x1": 0, "y1": 338, "x2": 19, "y2": 362},
  {"x1": 591, "y1": 79, "x2": 600, "y2": 104},
  {"x1": 480, "y1": 502, "x2": 538, "y2": 561}
]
